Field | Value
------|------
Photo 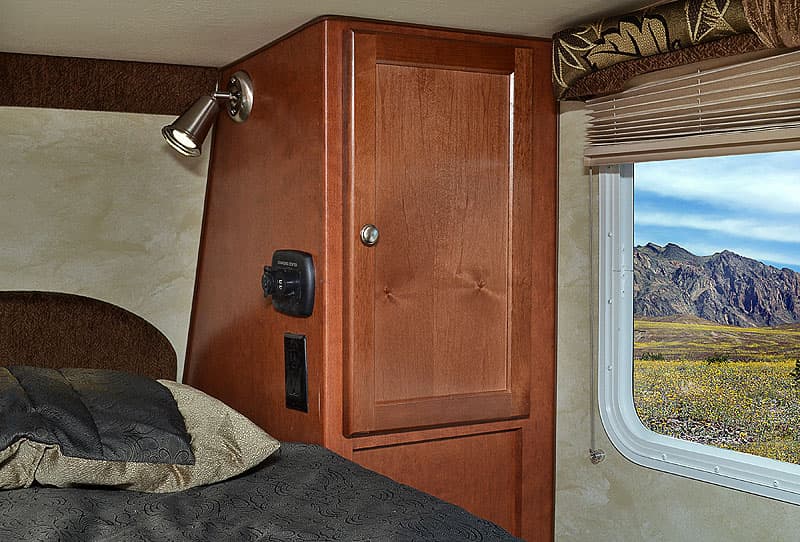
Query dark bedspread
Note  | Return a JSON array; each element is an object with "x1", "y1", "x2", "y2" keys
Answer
[{"x1": 0, "y1": 443, "x2": 521, "y2": 541}]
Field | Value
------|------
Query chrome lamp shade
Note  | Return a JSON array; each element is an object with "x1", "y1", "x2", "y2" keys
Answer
[
  {"x1": 162, "y1": 70, "x2": 254, "y2": 157},
  {"x1": 161, "y1": 96, "x2": 219, "y2": 157}
]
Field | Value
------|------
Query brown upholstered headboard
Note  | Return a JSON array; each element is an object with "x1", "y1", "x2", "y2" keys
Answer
[{"x1": 0, "y1": 291, "x2": 176, "y2": 380}]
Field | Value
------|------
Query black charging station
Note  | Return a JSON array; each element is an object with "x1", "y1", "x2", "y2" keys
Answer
[
  {"x1": 261, "y1": 250, "x2": 315, "y2": 317},
  {"x1": 262, "y1": 250, "x2": 314, "y2": 412}
]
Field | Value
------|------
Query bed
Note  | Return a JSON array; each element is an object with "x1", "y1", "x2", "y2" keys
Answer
[{"x1": 0, "y1": 291, "x2": 521, "y2": 541}]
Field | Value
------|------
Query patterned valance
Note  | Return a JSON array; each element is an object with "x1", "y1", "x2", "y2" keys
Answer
[{"x1": 553, "y1": 0, "x2": 799, "y2": 100}]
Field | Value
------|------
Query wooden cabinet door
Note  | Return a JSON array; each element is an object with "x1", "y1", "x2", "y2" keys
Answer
[{"x1": 346, "y1": 31, "x2": 535, "y2": 435}]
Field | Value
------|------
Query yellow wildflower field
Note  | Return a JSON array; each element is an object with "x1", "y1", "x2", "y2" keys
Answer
[{"x1": 634, "y1": 319, "x2": 800, "y2": 463}]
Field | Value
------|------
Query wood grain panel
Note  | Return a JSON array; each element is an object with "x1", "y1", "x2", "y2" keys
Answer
[
  {"x1": 354, "y1": 430, "x2": 522, "y2": 534},
  {"x1": 184, "y1": 23, "x2": 328, "y2": 444},
  {"x1": 346, "y1": 31, "x2": 533, "y2": 434},
  {"x1": 375, "y1": 33, "x2": 515, "y2": 73},
  {"x1": 522, "y1": 42, "x2": 558, "y2": 542},
  {"x1": 509, "y1": 48, "x2": 535, "y2": 419},
  {"x1": 346, "y1": 31, "x2": 379, "y2": 435},
  {"x1": 321, "y1": 19, "x2": 349, "y2": 455},
  {"x1": 373, "y1": 64, "x2": 510, "y2": 402}
]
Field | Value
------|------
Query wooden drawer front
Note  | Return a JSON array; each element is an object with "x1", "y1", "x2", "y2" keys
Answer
[
  {"x1": 353, "y1": 429, "x2": 522, "y2": 534},
  {"x1": 346, "y1": 31, "x2": 534, "y2": 434}
]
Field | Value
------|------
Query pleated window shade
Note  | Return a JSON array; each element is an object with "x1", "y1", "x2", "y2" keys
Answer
[{"x1": 584, "y1": 49, "x2": 800, "y2": 165}]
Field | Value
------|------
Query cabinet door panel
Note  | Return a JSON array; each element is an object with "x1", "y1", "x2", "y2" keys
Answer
[
  {"x1": 346, "y1": 31, "x2": 533, "y2": 434},
  {"x1": 353, "y1": 430, "x2": 522, "y2": 533},
  {"x1": 374, "y1": 64, "x2": 510, "y2": 402}
]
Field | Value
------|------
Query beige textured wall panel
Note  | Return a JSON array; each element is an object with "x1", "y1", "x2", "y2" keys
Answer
[
  {"x1": 0, "y1": 107, "x2": 209, "y2": 380},
  {"x1": 555, "y1": 100, "x2": 798, "y2": 541}
]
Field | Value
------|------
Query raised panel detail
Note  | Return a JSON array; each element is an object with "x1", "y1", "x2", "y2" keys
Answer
[
  {"x1": 353, "y1": 430, "x2": 521, "y2": 534},
  {"x1": 346, "y1": 32, "x2": 534, "y2": 435},
  {"x1": 374, "y1": 64, "x2": 510, "y2": 403}
]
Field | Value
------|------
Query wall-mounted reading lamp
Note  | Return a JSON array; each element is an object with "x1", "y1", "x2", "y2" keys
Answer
[{"x1": 162, "y1": 70, "x2": 254, "y2": 157}]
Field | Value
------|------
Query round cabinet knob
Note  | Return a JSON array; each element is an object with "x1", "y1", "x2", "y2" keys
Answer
[{"x1": 360, "y1": 224, "x2": 380, "y2": 246}]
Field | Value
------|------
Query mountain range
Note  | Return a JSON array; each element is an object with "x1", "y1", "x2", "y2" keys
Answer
[{"x1": 634, "y1": 243, "x2": 800, "y2": 327}]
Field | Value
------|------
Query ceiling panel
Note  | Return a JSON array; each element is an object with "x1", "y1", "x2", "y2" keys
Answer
[{"x1": 0, "y1": 0, "x2": 646, "y2": 67}]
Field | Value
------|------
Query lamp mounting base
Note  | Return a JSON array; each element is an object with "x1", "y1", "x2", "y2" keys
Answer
[{"x1": 226, "y1": 70, "x2": 253, "y2": 123}]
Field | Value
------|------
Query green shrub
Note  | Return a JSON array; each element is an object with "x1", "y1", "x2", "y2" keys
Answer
[
  {"x1": 789, "y1": 359, "x2": 800, "y2": 388},
  {"x1": 705, "y1": 354, "x2": 730, "y2": 364},
  {"x1": 640, "y1": 352, "x2": 665, "y2": 361}
]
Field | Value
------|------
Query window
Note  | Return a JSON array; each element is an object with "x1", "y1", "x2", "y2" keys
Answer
[{"x1": 599, "y1": 151, "x2": 800, "y2": 503}]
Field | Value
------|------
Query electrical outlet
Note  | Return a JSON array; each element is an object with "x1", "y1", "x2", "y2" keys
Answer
[{"x1": 284, "y1": 333, "x2": 308, "y2": 412}]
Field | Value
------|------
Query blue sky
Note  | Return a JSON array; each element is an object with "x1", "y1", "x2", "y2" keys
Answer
[{"x1": 634, "y1": 150, "x2": 800, "y2": 272}]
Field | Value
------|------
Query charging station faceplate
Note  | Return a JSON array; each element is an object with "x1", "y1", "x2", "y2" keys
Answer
[{"x1": 261, "y1": 250, "x2": 315, "y2": 317}]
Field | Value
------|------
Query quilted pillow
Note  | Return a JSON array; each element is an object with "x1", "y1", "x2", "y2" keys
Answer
[{"x1": 0, "y1": 366, "x2": 280, "y2": 492}]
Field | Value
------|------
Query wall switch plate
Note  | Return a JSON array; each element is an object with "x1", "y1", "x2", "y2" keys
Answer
[{"x1": 284, "y1": 333, "x2": 308, "y2": 412}]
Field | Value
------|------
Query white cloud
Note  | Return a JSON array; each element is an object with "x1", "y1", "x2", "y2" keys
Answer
[
  {"x1": 635, "y1": 151, "x2": 800, "y2": 215},
  {"x1": 684, "y1": 242, "x2": 800, "y2": 269},
  {"x1": 634, "y1": 211, "x2": 800, "y2": 244}
]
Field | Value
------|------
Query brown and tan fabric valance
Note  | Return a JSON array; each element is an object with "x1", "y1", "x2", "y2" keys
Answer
[
  {"x1": 553, "y1": 0, "x2": 799, "y2": 100},
  {"x1": 744, "y1": 0, "x2": 800, "y2": 48}
]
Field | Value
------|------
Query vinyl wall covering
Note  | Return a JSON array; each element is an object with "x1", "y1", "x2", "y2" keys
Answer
[
  {"x1": 0, "y1": 53, "x2": 216, "y2": 379},
  {"x1": 0, "y1": 107, "x2": 210, "y2": 380},
  {"x1": 553, "y1": 0, "x2": 798, "y2": 100}
]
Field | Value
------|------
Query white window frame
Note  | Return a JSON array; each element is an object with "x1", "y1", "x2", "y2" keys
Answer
[{"x1": 598, "y1": 163, "x2": 800, "y2": 503}]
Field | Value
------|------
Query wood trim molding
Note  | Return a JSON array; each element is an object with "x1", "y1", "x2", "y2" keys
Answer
[
  {"x1": 224, "y1": 15, "x2": 550, "y2": 70},
  {"x1": 0, "y1": 52, "x2": 218, "y2": 115}
]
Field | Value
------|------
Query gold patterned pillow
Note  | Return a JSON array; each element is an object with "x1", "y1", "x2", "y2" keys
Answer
[{"x1": 0, "y1": 367, "x2": 279, "y2": 492}]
